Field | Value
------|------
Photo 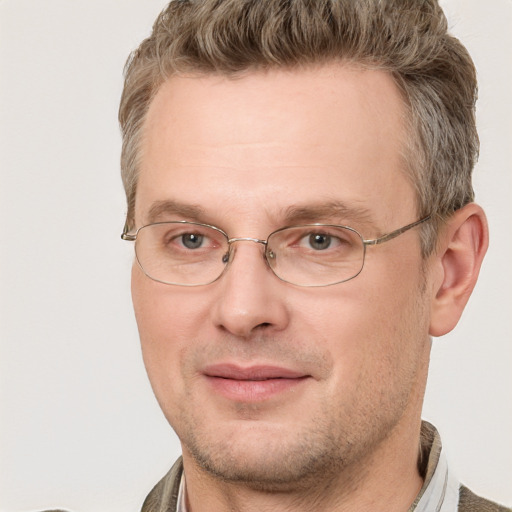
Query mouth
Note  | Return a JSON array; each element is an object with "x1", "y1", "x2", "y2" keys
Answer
[{"x1": 202, "y1": 364, "x2": 310, "y2": 402}]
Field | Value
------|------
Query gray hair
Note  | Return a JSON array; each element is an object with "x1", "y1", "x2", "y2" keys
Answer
[{"x1": 119, "y1": 0, "x2": 478, "y2": 254}]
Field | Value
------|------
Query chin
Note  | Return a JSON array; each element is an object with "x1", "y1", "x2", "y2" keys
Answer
[{"x1": 180, "y1": 418, "x2": 349, "y2": 489}]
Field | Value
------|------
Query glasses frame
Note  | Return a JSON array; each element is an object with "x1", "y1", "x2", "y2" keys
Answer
[{"x1": 121, "y1": 215, "x2": 431, "y2": 287}]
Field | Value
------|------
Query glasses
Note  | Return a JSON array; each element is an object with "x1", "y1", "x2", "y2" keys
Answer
[{"x1": 121, "y1": 216, "x2": 430, "y2": 287}]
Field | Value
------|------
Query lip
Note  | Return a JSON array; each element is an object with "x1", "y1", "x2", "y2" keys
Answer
[{"x1": 202, "y1": 364, "x2": 310, "y2": 402}]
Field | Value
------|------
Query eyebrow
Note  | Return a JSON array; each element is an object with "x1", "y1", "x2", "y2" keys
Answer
[
  {"x1": 282, "y1": 201, "x2": 377, "y2": 228},
  {"x1": 145, "y1": 200, "x2": 207, "y2": 224}
]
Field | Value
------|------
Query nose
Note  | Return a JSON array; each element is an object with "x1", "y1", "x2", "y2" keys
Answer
[{"x1": 211, "y1": 240, "x2": 290, "y2": 338}]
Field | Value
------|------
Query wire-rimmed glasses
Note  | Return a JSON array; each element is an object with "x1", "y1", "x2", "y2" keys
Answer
[{"x1": 121, "y1": 216, "x2": 430, "y2": 287}]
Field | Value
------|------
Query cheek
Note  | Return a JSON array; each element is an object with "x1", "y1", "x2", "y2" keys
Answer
[
  {"x1": 132, "y1": 264, "x2": 208, "y2": 339},
  {"x1": 131, "y1": 265, "x2": 210, "y2": 401},
  {"x1": 355, "y1": 257, "x2": 430, "y2": 385},
  {"x1": 300, "y1": 255, "x2": 428, "y2": 388}
]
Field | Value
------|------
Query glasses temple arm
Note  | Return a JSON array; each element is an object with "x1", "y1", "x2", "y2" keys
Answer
[{"x1": 363, "y1": 215, "x2": 431, "y2": 246}]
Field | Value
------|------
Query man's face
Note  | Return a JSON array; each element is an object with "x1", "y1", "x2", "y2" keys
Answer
[{"x1": 132, "y1": 64, "x2": 433, "y2": 487}]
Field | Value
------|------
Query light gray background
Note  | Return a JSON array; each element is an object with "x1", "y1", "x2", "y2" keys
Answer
[{"x1": 1, "y1": 1, "x2": 511, "y2": 511}]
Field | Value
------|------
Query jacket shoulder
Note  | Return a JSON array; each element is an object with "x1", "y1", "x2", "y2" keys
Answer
[{"x1": 459, "y1": 485, "x2": 512, "y2": 512}]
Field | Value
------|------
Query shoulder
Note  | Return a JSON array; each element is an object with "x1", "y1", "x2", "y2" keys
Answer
[
  {"x1": 141, "y1": 457, "x2": 184, "y2": 512},
  {"x1": 459, "y1": 485, "x2": 512, "y2": 512}
]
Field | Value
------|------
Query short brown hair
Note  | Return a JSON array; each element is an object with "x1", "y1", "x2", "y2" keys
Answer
[{"x1": 119, "y1": 0, "x2": 478, "y2": 254}]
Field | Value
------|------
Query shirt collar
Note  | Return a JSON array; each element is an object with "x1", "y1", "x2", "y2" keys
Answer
[
  {"x1": 409, "y1": 421, "x2": 460, "y2": 512},
  {"x1": 177, "y1": 467, "x2": 187, "y2": 512}
]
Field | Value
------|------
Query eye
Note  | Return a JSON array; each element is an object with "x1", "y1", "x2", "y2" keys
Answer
[
  {"x1": 180, "y1": 233, "x2": 204, "y2": 249},
  {"x1": 294, "y1": 228, "x2": 355, "y2": 252},
  {"x1": 308, "y1": 233, "x2": 332, "y2": 250}
]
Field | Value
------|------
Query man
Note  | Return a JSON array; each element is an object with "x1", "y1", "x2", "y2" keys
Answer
[{"x1": 118, "y1": 1, "x2": 510, "y2": 511}]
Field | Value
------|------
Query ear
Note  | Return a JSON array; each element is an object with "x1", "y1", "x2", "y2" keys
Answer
[{"x1": 429, "y1": 203, "x2": 489, "y2": 337}]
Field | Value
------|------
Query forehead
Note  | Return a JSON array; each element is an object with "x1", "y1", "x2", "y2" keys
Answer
[{"x1": 137, "y1": 63, "x2": 415, "y2": 230}]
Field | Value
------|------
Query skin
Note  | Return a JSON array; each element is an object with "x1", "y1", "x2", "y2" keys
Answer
[{"x1": 131, "y1": 63, "x2": 488, "y2": 511}]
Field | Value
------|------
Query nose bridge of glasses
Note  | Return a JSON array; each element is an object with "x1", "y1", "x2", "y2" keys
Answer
[
  {"x1": 228, "y1": 237, "x2": 268, "y2": 246},
  {"x1": 225, "y1": 237, "x2": 271, "y2": 266}
]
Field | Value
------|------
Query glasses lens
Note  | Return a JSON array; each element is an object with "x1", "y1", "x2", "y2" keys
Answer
[
  {"x1": 267, "y1": 225, "x2": 365, "y2": 286},
  {"x1": 135, "y1": 222, "x2": 229, "y2": 286}
]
